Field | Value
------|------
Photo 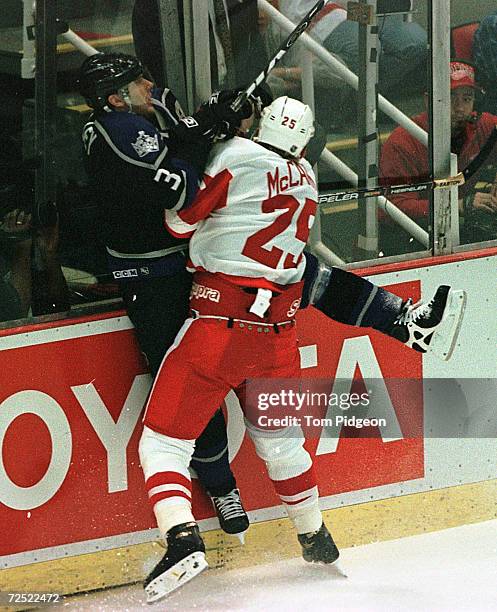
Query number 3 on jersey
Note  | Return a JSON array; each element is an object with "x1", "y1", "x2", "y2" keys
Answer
[{"x1": 242, "y1": 194, "x2": 317, "y2": 269}]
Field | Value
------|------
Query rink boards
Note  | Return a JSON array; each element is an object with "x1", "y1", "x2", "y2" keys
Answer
[{"x1": 1, "y1": 248, "x2": 496, "y2": 598}]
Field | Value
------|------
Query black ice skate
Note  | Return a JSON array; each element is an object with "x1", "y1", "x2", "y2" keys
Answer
[
  {"x1": 298, "y1": 522, "x2": 340, "y2": 565},
  {"x1": 144, "y1": 522, "x2": 208, "y2": 603},
  {"x1": 210, "y1": 488, "x2": 249, "y2": 543},
  {"x1": 388, "y1": 285, "x2": 466, "y2": 361}
]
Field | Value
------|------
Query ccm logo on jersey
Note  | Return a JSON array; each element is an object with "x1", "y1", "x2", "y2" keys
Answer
[
  {"x1": 191, "y1": 282, "x2": 221, "y2": 303},
  {"x1": 113, "y1": 268, "x2": 139, "y2": 279},
  {"x1": 287, "y1": 298, "x2": 301, "y2": 318}
]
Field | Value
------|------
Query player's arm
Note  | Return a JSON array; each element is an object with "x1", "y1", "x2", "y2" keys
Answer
[
  {"x1": 164, "y1": 166, "x2": 233, "y2": 239},
  {"x1": 89, "y1": 117, "x2": 200, "y2": 213},
  {"x1": 151, "y1": 87, "x2": 186, "y2": 127}
]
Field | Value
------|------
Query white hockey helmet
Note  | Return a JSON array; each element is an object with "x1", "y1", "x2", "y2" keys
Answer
[{"x1": 254, "y1": 96, "x2": 315, "y2": 158}]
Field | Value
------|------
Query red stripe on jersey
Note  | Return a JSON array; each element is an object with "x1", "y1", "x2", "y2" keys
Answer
[
  {"x1": 146, "y1": 471, "x2": 192, "y2": 492},
  {"x1": 149, "y1": 490, "x2": 192, "y2": 507},
  {"x1": 179, "y1": 169, "x2": 232, "y2": 225},
  {"x1": 282, "y1": 494, "x2": 313, "y2": 506},
  {"x1": 166, "y1": 225, "x2": 196, "y2": 239},
  {"x1": 164, "y1": 211, "x2": 196, "y2": 238},
  {"x1": 272, "y1": 467, "x2": 317, "y2": 497},
  {"x1": 214, "y1": 271, "x2": 291, "y2": 293}
]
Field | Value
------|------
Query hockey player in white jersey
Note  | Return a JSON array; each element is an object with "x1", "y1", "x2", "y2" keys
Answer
[
  {"x1": 139, "y1": 97, "x2": 340, "y2": 603},
  {"x1": 137, "y1": 96, "x2": 467, "y2": 603}
]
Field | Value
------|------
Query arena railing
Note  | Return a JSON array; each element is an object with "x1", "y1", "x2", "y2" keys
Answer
[{"x1": 257, "y1": 0, "x2": 455, "y2": 266}]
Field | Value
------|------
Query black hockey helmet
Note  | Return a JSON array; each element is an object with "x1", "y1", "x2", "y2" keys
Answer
[{"x1": 79, "y1": 52, "x2": 144, "y2": 109}]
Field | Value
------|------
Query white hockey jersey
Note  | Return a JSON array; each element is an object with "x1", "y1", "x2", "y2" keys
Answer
[{"x1": 165, "y1": 136, "x2": 318, "y2": 287}]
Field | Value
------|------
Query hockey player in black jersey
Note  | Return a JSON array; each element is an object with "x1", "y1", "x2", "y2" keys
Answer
[{"x1": 79, "y1": 52, "x2": 252, "y2": 538}]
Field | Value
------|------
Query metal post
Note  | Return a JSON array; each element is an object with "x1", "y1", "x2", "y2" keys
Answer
[
  {"x1": 428, "y1": 0, "x2": 452, "y2": 255},
  {"x1": 258, "y1": 0, "x2": 428, "y2": 145},
  {"x1": 191, "y1": 0, "x2": 212, "y2": 107},
  {"x1": 355, "y1": 0, "x2": 379, "y2": 258},
  {"x1": 301, "y1": 45, "x2": 321, "y2": 245},
  {"x1": 182, "y1": 0, "x2": 195, "y2": 113},
  {"x1": 22, "y1": 0, "x2": 36, "y2": 79},
  {"x1": 60, "y1": 29, "x2": 99, "y2": 57},
  {"x1": 34, "y1": 0, "x2": 58, "y2": 217},
  {"x1": 157, "y1": 0, "x2": 188, "y2": 111}
]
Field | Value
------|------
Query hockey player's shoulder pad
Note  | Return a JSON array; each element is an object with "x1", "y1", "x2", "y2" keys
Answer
[
  {"x1": 205, "y1": 136, "x2": 262, "y2": 174},
  {"x1": 95, "y1": 111, "x2": 168, "y2": 166}
]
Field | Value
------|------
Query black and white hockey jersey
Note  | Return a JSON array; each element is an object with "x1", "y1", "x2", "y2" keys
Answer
[{"x1": 82, "y1": 88, "x2": 207, "y2": 259}]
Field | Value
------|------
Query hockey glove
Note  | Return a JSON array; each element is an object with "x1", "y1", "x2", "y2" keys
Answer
[
  {"x1": 169, "y1": 91, "x2": 249, "y2": 146},
  {"x1": 205, "y1": 85, "x2": 273, "y2": 139},
  {"x1": 248, "y1": 84, "x2": 273, "y2": 117},
  {"x1": 169, "y1": 87, "x2": 269, "y2": 147},
  {"x1": 199, "y1": 89, "x2": 255, "y2": 142}
]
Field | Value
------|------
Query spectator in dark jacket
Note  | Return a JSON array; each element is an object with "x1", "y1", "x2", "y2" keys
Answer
[{"x1": 473, "y1": 11, "x2": 497, "y2": 115}]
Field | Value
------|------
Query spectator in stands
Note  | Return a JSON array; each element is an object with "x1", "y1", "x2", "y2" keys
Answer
[
  {"x1": 0, "y1": 209, "x2": 69, "y2": 322},
  {"x1": 0, "y1": 127, "x2": 69, "y2": 322},
  {"x1": 473, "y1": 11, "x2": 497, "y2": 115},
  {"x1": 265, "y1": 0, "x2": 427, "y2": 127},
  {"x1": 30, "y1": 218, "x2": 70, "y2": 317},
  {"x1": 379, "y1": 60, "x2": 497, "y2": 255},
  {"x1": 0, "y1": 210, "x2": 32, "y2": 321}
]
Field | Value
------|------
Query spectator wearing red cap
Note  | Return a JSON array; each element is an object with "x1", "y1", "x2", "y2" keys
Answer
[{"x1": 378, "y1": 60, "x2": 497, "y2": 255}]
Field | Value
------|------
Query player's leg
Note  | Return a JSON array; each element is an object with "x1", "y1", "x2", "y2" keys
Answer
[
  {"x1": 191, "y1": 409, "x2": 249, "y2": 537},
  {"x1": 244, "y1": 420, "x2": 339, "y2": 564},
  {"x1": 236, "y1": 334, "x2": 339, "y2": 565},
  {"x1": 139, "y1": 318, "x2": 233, "y2": 602},
  {"x1": 302, "y1": 251, "x2": 466, "y2": 361},
  {"x1": 139, "y1": 426, "x2": 207, "y2": 602},
  {"x1": 122, "y1": 271, "x2": 247, "y2": 532},
  {"x1": 121, "y1": 270, "x2": 192, "y2": 375}
]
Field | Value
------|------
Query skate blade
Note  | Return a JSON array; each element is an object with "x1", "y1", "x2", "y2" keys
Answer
[
  {"x1": 428, "y1": 289, "x2": 467, "y2": 361},
  {"x1": 145, "y1": 551, "x2": 208, "y2": 604},
  {"x1": 331, "y1": 560, "x2": 348, "y2": 578},
  {"x1": 235, "y1": 530, "x2": 247, "y2": 545}
]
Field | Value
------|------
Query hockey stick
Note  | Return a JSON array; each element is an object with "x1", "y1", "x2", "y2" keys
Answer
[
  {"x1": 318, "y1": 173, "x2": 465, "y2": 205},
  {"x1": 230, "y1": 0, "x2": 326, "y2": 112},
  {"x1": 458, "y1": 125, "x2": 497, "y2": 196},
  {"x1": 319, "y1": 126, "x2": 497, "y2": 205}
]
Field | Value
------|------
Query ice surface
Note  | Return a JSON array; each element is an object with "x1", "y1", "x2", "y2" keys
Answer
[{"x1": 60, "y1": 519, "x2": 497, "y2": 611}]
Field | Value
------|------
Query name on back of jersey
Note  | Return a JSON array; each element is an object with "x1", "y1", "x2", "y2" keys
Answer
[{"x1": 267, "y1": 161, "x2": 316, "y2": 198}]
